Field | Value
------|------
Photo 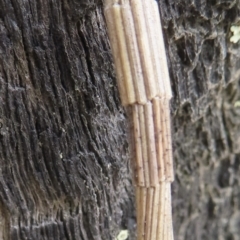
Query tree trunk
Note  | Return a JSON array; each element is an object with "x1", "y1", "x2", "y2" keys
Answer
[{"x1": 0, "y1": 0, "x2": 239, "y2": 239}]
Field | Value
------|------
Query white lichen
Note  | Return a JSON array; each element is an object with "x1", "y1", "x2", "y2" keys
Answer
[
  {"x1": 116, "y1": 230, "x2": 129, "y2": 240},
  {"x1": 230, "y1": 25, "x2": 240, "y2": 43},
  {"x1": 234, "y1": 101, "x2": 240, "y2": 108}
]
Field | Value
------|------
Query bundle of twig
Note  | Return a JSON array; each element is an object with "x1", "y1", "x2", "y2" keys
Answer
[{"x1": 104, "y1": 0, "x2": 174, "y2": 239}]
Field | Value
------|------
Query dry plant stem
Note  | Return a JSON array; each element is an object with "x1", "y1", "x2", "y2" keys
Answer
[
  {"x1": 150, "y1": 185, "x2": 160, "y2": 240},
  {"x1": 157, "y1": 182, "x2": 166, "y2": 239},
  {"x1": 167, "y1": 184, "x2": 174, "y2": 240},
  {"x1": 166, "y1": 101, "x2": 174, "y2": 182},
  {"x1": 132, "y1": 99, "x2": 174, "y2": 184},
  {"x1": 104, "y1": 0, "x2": 171, "y2": 105},
  {"x1": 133, "y1": 105, "x2": 145, "y2": 186},
  {"x1": 151, "y1": 0, "x2": 172, "y2": 98},
  {"x1": 139, "y1": 105, "x2": 151, "y2": 187},
  {"x1": 112, "y1": 5, "x2": 136, "y2": 104},
  {"x1": 165, "y1": 183, "x2": 174, "y2": 240},
  {"x1": 162, "y1": 184, "x2": 168, "y2": 240},
  {"x1": 145, "y1": 188, "x2": 154, "y2": 240},
  {"x1": 136, "y1": 183, "x2": 173, "y2": 240},
  {"x1": 141, "y1": 0, "x2": 164, "y2": 95},
  {"x1": 130, "y1": 99, "x2": 174, "y2": 239},
  {"x1": 104, "y1": 7, "x2": 128, "y2": 105},
  {"x1": 144, "y1": 102, "x2": 159, "y2": 186},
  {"x1": 161, "y1": 99, "x2": 174, "y2": 181},
  {"x1": 121, "y1": 3, "x2": 147, "y2": 104},
  {"x1": 130, "y1": 0, "x2": 157, "y2": 100},
  {"x1": 153, "y1": 97, "x2": 165, "y2": 182},
  {"x1": 104, "y1": 0, "x2": 174, "y2": 239},
  {"x1": 136, "y1": 187, "x2": 147, "y2": 240}
]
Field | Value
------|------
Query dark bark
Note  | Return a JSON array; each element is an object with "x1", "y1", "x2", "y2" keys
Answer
[
  {"x1": 0, "y1": 1, "x2": 134, "y2": 239},
  {"x1": 165, "y1": 0, "x2": 240, "y2": 239},
  {"x1": 0, "y1": 0, "x2": 239, "y2": 239}
]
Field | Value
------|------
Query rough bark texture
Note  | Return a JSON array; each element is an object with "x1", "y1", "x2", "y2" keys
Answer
[
  {"x1": 0, "y1": 1, "x2": 134, "y2": 239},
  {"x1": 164, "y1": 1, "x2": 240, "y2": 239},
  {"x1": 0, "y1": 0, "x2": 240, "y2": 239}
]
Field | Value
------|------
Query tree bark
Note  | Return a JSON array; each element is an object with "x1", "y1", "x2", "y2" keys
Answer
[{"x1": 0, "y1": 0, "x2": 239, "y2": 239}]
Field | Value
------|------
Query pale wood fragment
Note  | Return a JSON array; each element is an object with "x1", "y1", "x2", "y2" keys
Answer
[
  {"x1": 104, "y1": 7, "x2": 128, "y2": 105},
  {"x1": 152, "y1": 1, "x2": 172, "y2": 98},
  {"x1": 141, "y1": 0, "x2": 165, "y2": 96},
  {"x1": 136, "y1": 184, "x2": 174, "y2": 240},
  {"x1": 130, "y1": 0, "x2": 157, "y2": 100},
  {"x1": 136, "y1": 187, "x2": 147, "y2": 240},
  {"x1": 144, "y1": 102, "x2": 159, "y2": 186},
  {"x1": 165, "y1": 100, "x2": 174, "y2": 182},
  {"x1": 153, "y1": 97, "x2": 165, "y2": 182},
  {"x1": 132, "y1": 105, "x2": 145, "y2": 186},
  {"x1": 161, "y1": 99, "x2": 174, "y2": 181},
  {"x1": 163, "y1": 185, "x2": 168, "y2": 240},
  {"x1": 160, "y1": 99, "x2": 169, "y2": 181},
  {"x1": 112, "y1": 4, "x2": 136, "y2": 104},
  {"x1": 121, "y1": 3, "x2": 147, "y2": 104},
  {"x1": 104, "y1": 0, "x2": 172, "y2": 104},
  {"x1": 165, "y1": 183, "x2": 174, "y2": 240},
  {"x1": 167, "y1": 184, "x2": 174, "y2": 240},
  {"x1": 150, "y1": 185, "x2": 160, "y2": 240},
  {"x1": 139, "y1": 105, "x2": 150, "y2": 187},
  {"x1": 157, "y1": 182, "x2": 167, "y2": 239},
  {"x1": 145, "y1": 187, "x2": 154, "y2": 240}
]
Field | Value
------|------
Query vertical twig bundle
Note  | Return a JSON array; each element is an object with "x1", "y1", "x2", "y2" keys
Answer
[{"x1": 104, "y1": 0, "x2": 174, "y2": 239}]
